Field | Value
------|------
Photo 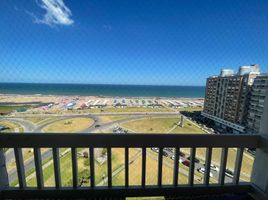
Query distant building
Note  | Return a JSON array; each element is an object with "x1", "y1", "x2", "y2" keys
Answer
[
  {"x1": 246, "y1": 74, "x2": 268, "y2": 134},
  {"x1": 202, "y1": 64, "x2": 260, "y2": 134}
]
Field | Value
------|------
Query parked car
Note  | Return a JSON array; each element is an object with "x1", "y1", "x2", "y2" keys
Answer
[
  {"x1": 151, "y1": 148, "x2": 159, "y2": 153},
  {"x1": 83, "y1": 152, "x2": 89, "y2": 158},
  {"x1": 179, "y1": 151, "x2": 186, "y2": 157},
  {"x1": 182, "y1": 159, "x2": 190, "y2": 167},
  {"x1": 171, "y1": 155, "x2": 183, "y2": 163},
  {"x1": 197, "y1": 168, "x2": 213, "y2": 178},
  {"x1": 164, "y1": 148, "x2": 173, "y2": 153},
  {"x1": 210, "y1": 164, "x2": 219, "y2": 172},
  {"x1": 247, "y1": 148, "x2": 256, "y2": 155},
  {"x1": 163, "y1": 150, "x2": 169, "y2": 157},
  {"x1": 187, "y1": 156, "x2": 200, "y2": 163},
  {"x1": 225, "y1": 169, "x2": 234, "y2": 178},
  {"x1": 203, "y1": 163, "x2": 219, "y2": 172},
  {"x1": 0, "y1": 126, "x2": 9, "y2": 131},
  {"x1": 95, "y1": 124, "x2": 101, "y2": 128},
  {"x1": 166, "y1": 149, "x2": 185, "y2": 157}
]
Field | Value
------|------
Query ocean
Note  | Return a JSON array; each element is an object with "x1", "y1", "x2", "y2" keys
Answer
[{"x1": 0, "y1": 83, "x2": 205, "y2": 98}]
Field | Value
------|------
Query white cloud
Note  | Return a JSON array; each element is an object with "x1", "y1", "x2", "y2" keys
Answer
[{"x1": 34, "y1": 0, "x2": 74, "y2": 26}]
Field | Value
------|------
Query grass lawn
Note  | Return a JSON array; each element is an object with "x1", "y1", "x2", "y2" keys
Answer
[
  {"x1": 121, "y1": 116, "x2": 252, "y2": 181},
  {"x1": 121, "y1": 117, "x2": 204, "y2": 134},
  {"x1": 0, "y1": 120, "x2": 23, "y2": 132},
  {"x1": 26, "y1": 148, "x2": 138, "y2": 187},
  {"x1": 36, "y1": 118, "x2": 60, "y2": 126},
  {"x1": 23, "y1": 147, "x2": 253, "y2": 187},
  {"x1": 121, "y1": 117, "x2": 180, "y2": 133},
  {"x1": 42, "y1": 118, "x2": 94, "y2": 133},
  {"x1": 177, "y1": 107, "x2": 203, "y2": 112},
  {"x1": 27, "y1": 150, "x2": 70, "y2": 187},
  {"x1": 113, "y1": 148, "x2": 194, "y2": 186},
  {"x1": 98, "y1": 115, "x2": 132, "y2": 124},
  {"x1": 26, "y1": 148, "x2": 191, "y2": 187},
  {"x1": 170, "y1": 120, "x2": 205, "y2": 134},
  {"x1": 24, "y1": 117, "x2": 47, "y2": 124},
  {"x1": 0, "y1": 105, "x2": 31, "y2": 114},
  {"x1": 23, "y1": 147, "x2": 249, "y2": 188}
]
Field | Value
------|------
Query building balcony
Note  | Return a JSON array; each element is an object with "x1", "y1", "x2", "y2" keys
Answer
[{"x1": 0, "y1": 133, "x2": 267, "y2": 199}]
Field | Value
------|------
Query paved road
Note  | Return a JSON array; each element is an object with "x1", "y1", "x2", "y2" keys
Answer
[
  {"x1": 4, "y1": 119, "x2": 36, "y2": 165},
  {"x1": 33, "y1": 115, "x2": 99, "y2": 133},
  {"x1": 8, "y1": 149, "x2": 54, "y2": 184},
  {"x1": 87, "y1": 115, "x2": 155, "y2": 133},
  {"x1": 4, "y1": 118, "x2": 36, "y2": 132}
]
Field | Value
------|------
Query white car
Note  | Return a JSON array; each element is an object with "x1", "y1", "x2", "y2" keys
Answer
[
  {"x1": 171, "y1": 155, "x2": 183, "y2": 163},
  {"x1": 210, "y1": 164, "x2": 219, "y2": 172},
  {"x1": 203, "y1": 164, "x2": 219, "y2": 172},
  {"x1": 225, "y1": 169, "x2": 234, "y2": 178},
  {"x1": 151, "y1": 148, "x2": 159, "y2": 153},
  {"x1": 197, "y1": 168, "x2": 213, "y2": 178}
]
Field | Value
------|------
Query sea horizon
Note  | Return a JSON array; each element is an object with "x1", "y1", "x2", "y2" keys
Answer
[{"x1": 0, "y1": 82, "x2": 205, "y2": 98}]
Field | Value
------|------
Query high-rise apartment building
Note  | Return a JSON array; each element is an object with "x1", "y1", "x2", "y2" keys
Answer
[
  {"x1": 202, "y1": 64, "x2": 260, "y2": 134},
  {"x1": 247, "y1": 74, "x2": 268, "y2": 134}
]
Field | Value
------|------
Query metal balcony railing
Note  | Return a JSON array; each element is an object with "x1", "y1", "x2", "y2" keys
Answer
[{"x1": 0, "y1": 133, "x2": 267, "y2": 199}]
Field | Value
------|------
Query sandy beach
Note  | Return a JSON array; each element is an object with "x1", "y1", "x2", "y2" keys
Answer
[
  {"x1": 0, "y1": 94, "x2": 204, "y2": 115},
  {"x1": 0, "y1": 94, "x2": 204, "y2": 104}
]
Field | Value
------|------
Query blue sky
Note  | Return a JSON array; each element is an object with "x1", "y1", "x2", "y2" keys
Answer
[{"x1": 0, "y1": 0, "x2": 268, "y2": 86}]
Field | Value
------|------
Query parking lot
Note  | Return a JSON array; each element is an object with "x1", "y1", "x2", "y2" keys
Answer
[{"x1": 150, "y1": 147, "x2": 234, "y2": 182}]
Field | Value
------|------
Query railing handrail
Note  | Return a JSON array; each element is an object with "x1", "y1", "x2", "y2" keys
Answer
[
  {"x1": 0, "y1": 133, "x2": 261, "y2": 148},
  {"x1": 1, "y1": 133, "x2": 267, "y2": 199},
  {"x1": 1, "y1": 184, "x2": 253, "y2": 199}
]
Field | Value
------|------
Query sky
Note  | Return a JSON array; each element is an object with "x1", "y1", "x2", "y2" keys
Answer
[{"x1": 0, "y1": 0, "x2": 268, "y2": 86}]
